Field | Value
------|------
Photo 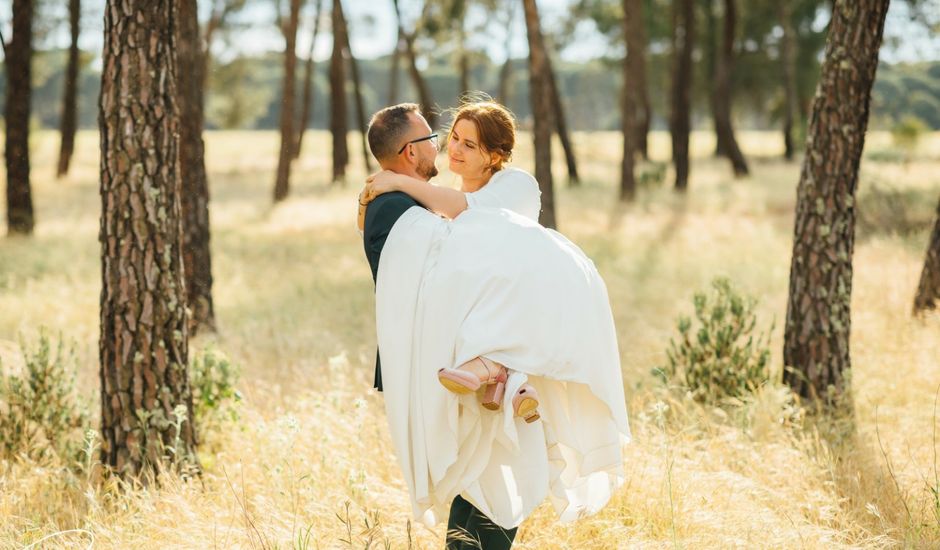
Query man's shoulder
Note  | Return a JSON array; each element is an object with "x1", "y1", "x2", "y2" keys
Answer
[{"x1": 364, "y1": 192, "x2": 420, "y2": 233}]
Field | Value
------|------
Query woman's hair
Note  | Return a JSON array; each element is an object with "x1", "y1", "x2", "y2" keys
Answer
[{"x1": 446, "y1": 94, "x2": 516, "y2": 173}]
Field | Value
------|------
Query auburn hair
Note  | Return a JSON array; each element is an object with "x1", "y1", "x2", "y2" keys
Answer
[{"x1": 447, "y1": 99, "x2": 516, "y2": 173}]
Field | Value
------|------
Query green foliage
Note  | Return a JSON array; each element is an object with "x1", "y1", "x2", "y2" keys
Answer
[
  {"x1": 891, "y1": 115, "x2": 928, "y2": 150},
  {"x1": 654, "y1": 278, "x2": 772, "y2": 405},
  {"x1": 856, "y1": 181, "x2": 937, "y2": 238},
  {"x1": 189, "y1": 346, "x2": 242, "y2": 433},
  {"x1": 0, "y1": 331, "x2": 90, "y2": 463},
  {"x1": 637, "y1": 161, "x2": 667, "y2": 188}
]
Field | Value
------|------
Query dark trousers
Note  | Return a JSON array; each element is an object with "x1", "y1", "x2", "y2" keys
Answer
[{"x1": 445, "y1": 495, "x2": 517, "y2": 550}]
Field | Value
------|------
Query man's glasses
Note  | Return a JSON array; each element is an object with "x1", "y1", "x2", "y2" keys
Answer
[{"x1": 397, "y1": 133, "x2": 439, "y2": 155}]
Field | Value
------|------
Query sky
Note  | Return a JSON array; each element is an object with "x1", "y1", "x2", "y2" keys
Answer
[{"x1": 6, "y1": 0, "x2": 940, "y2": 66}]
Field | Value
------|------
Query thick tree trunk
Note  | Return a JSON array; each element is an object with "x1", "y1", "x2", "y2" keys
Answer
[
  {"x1": 620, "y1": 0, "x2": 640, "y2": 201},
  {"x1": 98, "y1": 0, "x2": 197, "y2": 478},
  {"x1": 330, "y1": 0, "x2": 349, "y2": 182},
  {"x1": 779, "y1": 0, "x2": 799, "y2": 161},
  {"x1": 338, "y1": 0, "x2": 372, "y2": 173},
  {"x1": 670, "y1": 0, "x2": 694, "y2": 192},
  {"x1": 178, "y1": 0, "x2": 215, "y2": 334},
  {"x1": 546, "y1": 55, "x2": 579, "y2": 185},
  {"x1": 522, "y1": 0, "x2": 556, "y2": 229},
  {"x1": 782, "y1": 0, "x2": 890, "y2": 405},
  {"x1": 713, "y1": 0, "x2": 749, "y2": 177},
  {"x1": 392, "y1": 0, "x2": 436, "y2": 128},
  {"x1": 56, "y1": 0, "x2": 80, "y2": 179},
  {"x1": 295, "y1": 0, "x2": 323, "y2": 160},
  {"x1": 913, "y1": 196, "x2": 940, "y2": 314},
  {"x1": 273, "y1": 0, "x2": 302, "y2": 200},
  {"x1": 5, "y1": 0, "x2": 34, "y2": 235}
]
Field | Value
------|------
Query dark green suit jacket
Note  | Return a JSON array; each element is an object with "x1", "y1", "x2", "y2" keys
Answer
[{"x1": 363, "y1": 191, "x2": 422, "y2": 391}]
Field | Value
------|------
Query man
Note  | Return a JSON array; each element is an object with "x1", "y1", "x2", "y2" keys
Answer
[{"x1": 361, "y1": 103, "x2": 519, "y2": 550}]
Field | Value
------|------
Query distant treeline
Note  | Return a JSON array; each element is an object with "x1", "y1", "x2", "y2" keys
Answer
[{"x1": 6, "y1": 49, "x2": 940, "y2": 132}]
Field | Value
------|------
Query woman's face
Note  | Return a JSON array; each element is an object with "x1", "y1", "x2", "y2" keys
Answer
[{"x1": 448, "y1": 118, "x2": 493, "y2": 179}]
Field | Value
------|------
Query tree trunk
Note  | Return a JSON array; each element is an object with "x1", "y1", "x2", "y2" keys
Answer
[
  {"x1": 779, "y1": 0, "x2": 799, "y2": 161},
  {"x1": 632, "y1": 0, "x2": 651, "y2": 160},
  {"x1": 670, "y1": 0, "x2": 694, "y2": 192},
  {"x1": 273, "y1": 0, "x2": 302, "y2": 201},
  {"x1": 713, "y1": 0, "x2": 749, "y2": 177},
  {"x1": 98, "y1": 0, "x2": 197, "y2": 478},
  {"x1": 178, "y1": 0, "x2": 216, "y2": 334},
  {"x1": 394, "y1": 0, "x2": 436, "y2": 129},
  {"x1": 620, "y1": 0, "x2": 641, "y2": 201},
  {"x1": 330, "y1": 0, "x2": 349, "y2": 182},
  {"x1": 782, "y1": 0, "x2": 890, "y2": 405},
  {"x1": 5, "y1": 0, "x2": 34, "y2": 235},
  {"x1": 546, "y1": 54, "x2": 579, "y2": 185},
  {"x1": 338, "y1": 0, "x2": 372, "y2": 173},
  {"x1": 705, "y1": 1, "x2": 728, "y2": 158},
  {"x1": 522, "y1": 0, "x2": 556, "y2": 229},
  {"x1": 496, "y1": 2, "x2": 515, "y2": 105},
  {"x1": 388, "y1": 31, "x2": 401, "y2": 104},
  {"x1": 913, "y1": 196, "x2": 940, "y2": 314},
  {"x1": 295, "y1": 0, "x2": 323, "y2": 160},
  {"x1": 56, "y1": 0, "x2": 80, "y2": 179},
  {"x1": 458, "y1": 25, "x2": 470, "y2": 98}
]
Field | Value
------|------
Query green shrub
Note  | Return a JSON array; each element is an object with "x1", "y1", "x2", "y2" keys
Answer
[
  {"x1": 0, "y1": 331, "x2": 90, "y2": 463},
  {"x1": 637, "y1": 161, "x2": 667, "y2": 189},
  {"x1": 891, "y1": 115, "x2": 928, "y2": 151},
  {"x1": 654, "y1": 278, "x2": 772, "y2": 405},
  {"x1": 189, "y1": 346, "x2": 241, "y2": 433}
]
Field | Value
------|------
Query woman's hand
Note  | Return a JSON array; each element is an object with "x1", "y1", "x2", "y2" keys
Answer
[{"x1": 361, "y1": 170, "x2": 404, "y2": 205}]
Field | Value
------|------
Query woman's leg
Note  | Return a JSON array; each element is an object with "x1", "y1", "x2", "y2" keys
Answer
[{"x1": 446, "y1": 495, "x2": 517, "y2": 550}]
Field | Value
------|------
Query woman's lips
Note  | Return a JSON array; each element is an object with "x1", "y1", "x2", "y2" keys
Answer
[{"x1": 449, "y1": 157, "x2": 463, "y2": 163}]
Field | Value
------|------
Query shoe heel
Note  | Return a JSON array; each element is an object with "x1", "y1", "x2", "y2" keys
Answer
[
  {"x1": 513, "y1": 384, "x2": 540, "y2": 423},
  {"x1": 480, "y1": 380, "x2": 505, "y2": 411}
]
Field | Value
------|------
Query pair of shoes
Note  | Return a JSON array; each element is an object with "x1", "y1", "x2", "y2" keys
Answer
[
  {"x1": 438, "y1": 358, "x2": 542, "y2": 422},
  {"x1": 438, "y1": 356, "x2": 508, "y2": 410},
  {"x1": 513, "y1": 384, "x2": 541, "y2": 423}
]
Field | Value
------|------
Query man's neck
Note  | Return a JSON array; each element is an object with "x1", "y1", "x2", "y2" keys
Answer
[{"x1": 382, "y1": 161, "x2": 425, "y2": 182}]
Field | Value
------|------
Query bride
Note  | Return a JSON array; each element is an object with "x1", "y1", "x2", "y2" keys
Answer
[{"x1": 359, "y1": 99, "x2": 631, "y2": 532}]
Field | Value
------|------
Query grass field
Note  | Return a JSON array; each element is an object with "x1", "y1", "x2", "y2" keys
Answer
[{"x1": 1, "y1": 129, "x2": 940, "y2": 548}]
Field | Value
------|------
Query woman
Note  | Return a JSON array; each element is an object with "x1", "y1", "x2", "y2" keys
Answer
[
  {"x1": 360, "y1": 101, "x2": 543, "y2": 419},
  {"x1": 361, "y1": 100, "x2": 630, "y2": 531}
]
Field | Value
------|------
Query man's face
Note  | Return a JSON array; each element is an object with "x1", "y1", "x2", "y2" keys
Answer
[{"x1": 404, "y1": 113, "x2": 439, "y2": 181}]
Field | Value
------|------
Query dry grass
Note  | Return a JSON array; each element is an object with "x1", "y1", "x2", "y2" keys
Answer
[{"x1": 1, "y1": 129, "x2": 939, "y2": 548}]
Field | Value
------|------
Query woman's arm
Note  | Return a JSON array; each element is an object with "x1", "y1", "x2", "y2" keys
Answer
[{"x1": 364, "y1": 171, "x2": 468, "y2": 219}]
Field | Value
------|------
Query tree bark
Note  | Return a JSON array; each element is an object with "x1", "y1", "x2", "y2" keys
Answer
[
  {"x1": 338, "y1": 0, "x2": 372, "y2": 172},
  {"x1": 56, "y1": 0, "x2": 80, "y2": 179},
  {"x1": 5, "y1": 0, "x2": 34, "y2": 235},
  {"x1": 98, "y1": 0, "x2": 197, "y2": 478},
  {"x1": 913, "y1": 196, "x2": 940, "y2": 314},
  {"x1": 782, "y1": 0, "x2": 890, "y2": 405},
  {"x1": 670, "y1": 0, "x2": 694, "y2": 192},
  {"x1": 522, "y1": 0, "x2": 556, "y2": 229},
  {"x1": 273, "y1": 0, "x2": 302, "y2": 201},
  {"x1": 620, "y1": 0, "x2": 641, "y2": 201},
  {"x1": 779, "y1": 0, "x2": 799, "y2": 161},
  {"x1": 330, "y1": 0, "x2": 349, "y2": 182},
  {"x1": 546, "y1": 54, "x2": 579, "y2": 185},
  {"x1": 178, "y1": 0, "x2": 216, "y2": 334},
  {"x1": 295, "y1": 0, "x2": 323, "y2": 160},
  {"x1": 712, "y1": 0, "x2": 749, "y2": 177},
  {"x1": 394, "y1": 0, "x2": 437, "y2": 129}
]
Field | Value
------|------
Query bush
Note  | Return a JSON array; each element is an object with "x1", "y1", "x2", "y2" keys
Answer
[
  {"x1": 0, "y1": 331, "x2": 90, "y2": 463},
  {"x1": 891, "y1": 115, "x2": 928, "y2": 151},
  {"x1": 189, "y1": 346, "x2": 242, "y2": 434},
  {"x1": 654, "y1": 278, "x2": 772, "y2": 405}
]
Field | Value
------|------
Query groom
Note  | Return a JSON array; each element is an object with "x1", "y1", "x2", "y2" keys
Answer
[{"x1": 361, "y1": 103, "x2": 518, "y2": 550}]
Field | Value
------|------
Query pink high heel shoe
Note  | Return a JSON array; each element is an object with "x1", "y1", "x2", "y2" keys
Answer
[
  {"x1": 512, "y1": 384, "x2": 540, "y2": 423},
  {"x1": 438, "y1": 357, "x2": 508, "y2": 410}
]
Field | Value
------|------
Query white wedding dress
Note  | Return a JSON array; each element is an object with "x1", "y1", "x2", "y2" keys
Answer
[{"x1": 374, "y1": 167, "x2": 631, "y2": 529}]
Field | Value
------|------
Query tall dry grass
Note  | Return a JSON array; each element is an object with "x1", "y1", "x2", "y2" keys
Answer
[{"x1": 0, "y1": 129, "x2": 939, "y2": 548}]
